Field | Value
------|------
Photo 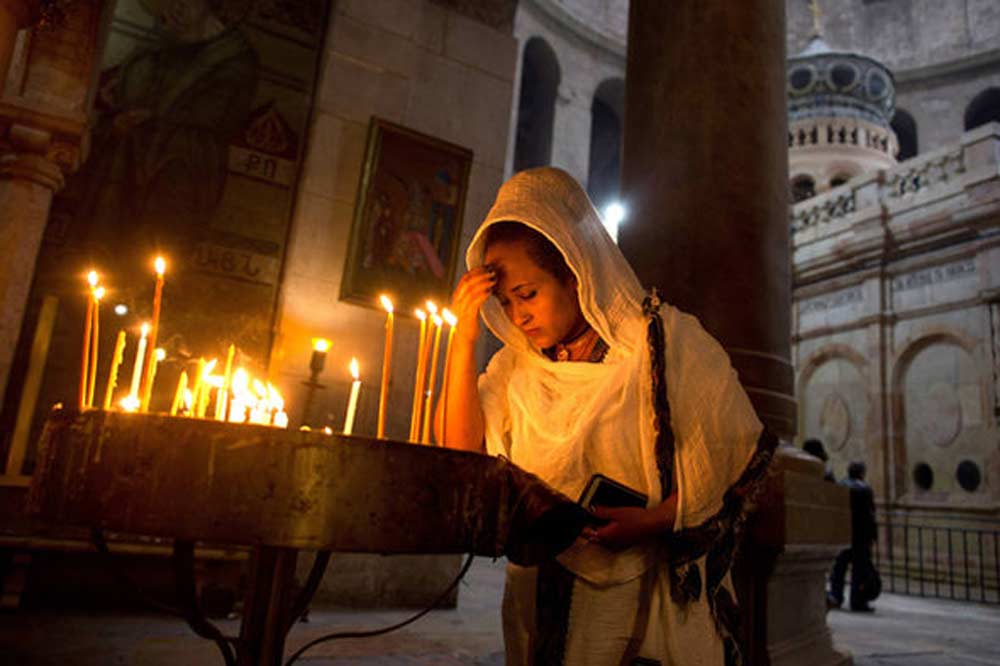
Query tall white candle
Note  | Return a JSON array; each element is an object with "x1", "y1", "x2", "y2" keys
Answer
[
  {"x1": 343, "y1": 358, "x2": 361, "y2": 435},
  {"x1": 128, "y1": 323, "x2": 149, "y2": 400}
]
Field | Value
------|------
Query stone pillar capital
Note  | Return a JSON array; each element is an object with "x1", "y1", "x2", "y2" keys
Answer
[
  {"x1": 0, "y1": 122, "x2": 65, "y2": 190},
  {"x1": 0, "y1": 150, "x2": 63, "y2": 189}
]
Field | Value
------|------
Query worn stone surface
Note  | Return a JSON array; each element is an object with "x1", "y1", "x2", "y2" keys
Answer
[
  {"x1": 619, "y1": 0, "x2": 794, "y2": 439},
  {"x1": 1, "y1": 559, "x2": 999, "y2": 665},
  {"x1": 792, "y1": 125, "x2": 1000, "y2": 513}
]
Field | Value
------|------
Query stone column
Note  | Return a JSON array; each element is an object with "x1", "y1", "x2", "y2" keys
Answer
[
  {"x1": 619, "y1": 0, "x2": 794, "y2": 438},
  {"x1": 0, "y1": 0, "x2": 101, "y2": 412},
  {"x1": 0, "y1": 124, "x2": 64, "y2": 408},
  {"x1": 0, "y1": 0, "x2": 31, "y2": 91},
  {"x1": 551, "y1": 79, "x2": 593, "y2": 187},
  {"x1": 620, "y1": 3, "x2": 850, "y2": 665}
]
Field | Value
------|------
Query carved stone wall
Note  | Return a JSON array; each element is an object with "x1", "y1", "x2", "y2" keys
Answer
[{"x1": 792, "y1": 124, "x2": 1000, "y2": 517}]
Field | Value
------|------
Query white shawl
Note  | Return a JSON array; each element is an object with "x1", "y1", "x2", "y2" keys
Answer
[{"x1": 467, "y1": 167, "x2": 763, "y2": 586}]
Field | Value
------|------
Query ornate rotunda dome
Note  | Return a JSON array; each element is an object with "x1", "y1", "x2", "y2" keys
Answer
[{"x1": 787, "y1": 8, "x2": 899, "y2": 203}]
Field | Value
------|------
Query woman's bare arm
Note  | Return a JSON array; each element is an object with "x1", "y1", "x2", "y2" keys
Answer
[{"x1": 433, "y1": 267, "x2": 495, "y2": 452}]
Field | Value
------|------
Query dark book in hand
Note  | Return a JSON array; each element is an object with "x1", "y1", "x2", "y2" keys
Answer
[{"x1": 577, "y1": 473, "x2": 648, "y2": 509}]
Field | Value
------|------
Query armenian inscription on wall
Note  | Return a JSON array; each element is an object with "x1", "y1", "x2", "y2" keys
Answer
[
  {"x1": 799, "y1": 285, "x2": 865, "y2": 330},
  {"x1": 891, "y1": 258, "x2": 977, "y2": 311}
]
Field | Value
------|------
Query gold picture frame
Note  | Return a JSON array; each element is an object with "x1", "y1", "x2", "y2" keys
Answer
[{"x1": 341, "y1": 118, "x2": 474, "y2": 312}]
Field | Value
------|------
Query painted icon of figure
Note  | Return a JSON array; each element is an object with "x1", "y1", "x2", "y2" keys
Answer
[{"x1": 63, "y1": 0, "x2": 259, "y2": 259}]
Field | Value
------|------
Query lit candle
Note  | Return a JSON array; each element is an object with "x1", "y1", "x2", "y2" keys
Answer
[
  {"x1": 140, "y1": 256, "x2": 166, "y2": 411},
  {"x1": 409, "y1": 309, "x2": 428, "y2": 442},
  {"x1": 170, "y1": 370, "x2": 188, "y2": 416},
  {"x1": 128, "y1": 323, "x2": 149, "y2": 404},
  {"x1": 87, "y1": 285, "x2": 105, "y2": 408},
  {"x1": 311, "y1": 337, "x2": 330, "y2": 375},
  {"x1": 215, "y1": 344, "x2": 235, "y2": 421},
  {"x1": 79, "y1": 270, "x2": 98, "y2": 411},
  {"x1": 147, "y1": 348, "x2": 165, "y2": 410},
  {"x1": 190, "y1": 358, "x2": 206, "y2": 418},
  {"x1": 197, "y1": 365, "x2": 219, "y2": 419},
  {"x1": 228, "y1": 368, "x2": 249, "y2": 423},
  {"x1": 439, "y1": 309, "x2": 458, "y2": 446},
  {"x1": 376, "y1": 294, "x2": 394, "y2": 438},
  {"x1": 420, "y1": 313, "x2": 444, "y2": 444},
  {"x1": 102, "y1": 329, "x2": 127, "y2": 411},
  {"x1": 343, "y1": 358, "x2": 361, "y2": 435}
]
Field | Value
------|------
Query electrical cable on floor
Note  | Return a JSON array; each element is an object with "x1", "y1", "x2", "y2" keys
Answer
[{"x1": 282, "y1": 552, "x2": 476, "y2": 666}]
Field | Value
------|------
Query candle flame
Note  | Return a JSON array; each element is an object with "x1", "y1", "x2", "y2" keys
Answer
[
  {"x1": 140, "y1": 322, "x2": 150, "y2": 337},
  {"x1": 120, "y1": 395, "x2": 140, "y2": 412},
  {"x1": 93, "y1": 286, "x2": 106, "y2": 301},
  {"x1": 323, "y1": 426, "x2": 333, "y2": 435},
  {"x1": 379, "y1": 294, "x2": 394, "y2": 313},
  {"x1": 87, "y1": 270, "x2": 99, "y2": 287},
  {"x1": 425, "y1": 300, "x2": 438, "y2": 315},
  {"x1": 415, "y1": 308, "x2": 426, "y2": 321},
  {"x1": 229, "y1": 366, "x2": 286, "y2": 427},
  {"x1": 431, "y1": 313, "x2": 443, "y2": 327},
  {"x1": 312, "y1": 337, "x2": 331, "y2": 353},
  {"x1": 443, "y1": 308, "x2": 457, "y2": 327},
  {"x1": 349, "y1": 357, "x2": 360, "y2": 380},
  {"x1": 155, "y1": 348, "x2": 166, "y2": 361},
  {"x1": 202, "y1": 358, "x2": 218, "y2": 377},
  {"x1": 154, "y1": 256, "x2": 166, "y2": 276}
]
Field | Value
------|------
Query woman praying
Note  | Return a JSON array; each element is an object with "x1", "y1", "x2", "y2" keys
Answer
[{"x1": 436, "y1": 167, "x2": 776, "y2": 666}]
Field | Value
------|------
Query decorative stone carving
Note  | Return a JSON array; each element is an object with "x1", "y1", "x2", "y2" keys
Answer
[
  {"x1": 884, "y1": 148, "x2": 965, "y2": 199},
  {"x1": 820, "y1": 392, "x2": 850, "y2": 451},
  {"x1": 791, "y1": 188, "x2": 856, "y2": 230},
  {"x1": 917, "y1": 382, "x2": 962, "y2": 449}
]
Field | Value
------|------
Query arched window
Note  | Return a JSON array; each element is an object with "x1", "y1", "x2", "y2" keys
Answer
[
  {"x1": 513, "y1": 37, "x2": 560, "y2": 173},
  {"x1": 587, "y1": 78, "x2": 624, "y2": 217},
  {"x1": 891, "y1": 108, "x2": 918, "y2": 160},
  {"x1": 964, "y1": 88, "x2": 1000, "y2": 132},
  {"x1": 830, "y1": 173, "x2": 851, "y2": 189},
  {"x1": 791, "y1": 175, "x2": 816, "y2": 203}
]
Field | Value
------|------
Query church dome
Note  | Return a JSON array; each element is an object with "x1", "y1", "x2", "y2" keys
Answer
[
  {"x1": 788, "y1": 35, "x2": 896, "y2": 129},
  {"x1": 787, "y1": 28, "x2": 899, "y2": 203}
]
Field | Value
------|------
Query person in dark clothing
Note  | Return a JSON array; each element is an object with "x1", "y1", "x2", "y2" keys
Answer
[
  {"x1": 802, "y1": 437, "x2": 836, "y2": 482},
  {"x1": 827, "y1": 460, "x2": 879, "y2": 611}
]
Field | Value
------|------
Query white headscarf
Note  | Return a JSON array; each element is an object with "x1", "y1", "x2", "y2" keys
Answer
[{"x1": 467, "y1": 168, "x2": 763, "y2": 585}]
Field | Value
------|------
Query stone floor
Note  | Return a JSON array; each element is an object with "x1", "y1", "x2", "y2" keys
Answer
[{"x1": 1, "y1": 557, "x2": 998, "y2": 665}]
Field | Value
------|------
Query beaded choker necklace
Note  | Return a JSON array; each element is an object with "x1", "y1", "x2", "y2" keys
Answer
[{"x1": 545, "y1": 327, "x2": 608, "y2": 363}]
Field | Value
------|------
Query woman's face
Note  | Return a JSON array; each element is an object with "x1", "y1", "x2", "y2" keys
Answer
[{"x1": 484, "y1": 239, "x2": 585, "y2": 349}]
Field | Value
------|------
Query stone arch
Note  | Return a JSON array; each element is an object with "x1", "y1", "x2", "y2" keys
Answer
[
  {"x1": 513, "y1": 36, "x2": 560, "y2": 173},
  {"x1": 890, "y1": 330, "x2": 980, "y2": 499},
  {"x1": 790, "y1": 173, "x2": 816, "y2": 203},
  {"x1": 891, "y1": 108, "x2": 918, "y2": 160},
  {"x1": 824, "y1": 161, "x2": 861, "y2": 189},
  {"x1": 587, "y1": 77, "x2": 624, "y2": 214},
  {"x1": 964, "y1": 87, "x2": 1000, "y2": 132},
  {"x1": 797, "y1": 345, "x2": 869, "y2": 479}
]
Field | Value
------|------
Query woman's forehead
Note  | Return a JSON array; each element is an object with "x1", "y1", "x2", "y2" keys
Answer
[{"x1": 485, "y1": 241, "x2": 548, "y2": 280}]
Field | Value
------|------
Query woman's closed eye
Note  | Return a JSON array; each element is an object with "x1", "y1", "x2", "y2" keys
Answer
[{"x1": 515, "y1": 289, "x2": 537, "y2": 301}]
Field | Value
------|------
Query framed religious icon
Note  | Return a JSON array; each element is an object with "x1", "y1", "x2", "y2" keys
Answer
[{"x1": 342, "y1": 118, "x2": 473, "y2": 311}]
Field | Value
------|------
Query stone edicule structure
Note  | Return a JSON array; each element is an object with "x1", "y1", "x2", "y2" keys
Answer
[
  {"x1": 793, "y1": 121, "x2": 1000, "y2": 522},
  {"x1": 787, "y1": 32, "x2": 898, "y2": 201}
]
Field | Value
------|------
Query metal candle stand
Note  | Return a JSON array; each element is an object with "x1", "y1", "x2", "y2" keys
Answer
[{"x1": 28, "y1": 410, "x2": 589, "y2": 666}]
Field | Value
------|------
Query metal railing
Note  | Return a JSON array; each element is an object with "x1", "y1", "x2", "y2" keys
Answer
[{"x1": 876, "y1": 521, "x2": 1000, "y2": 604}]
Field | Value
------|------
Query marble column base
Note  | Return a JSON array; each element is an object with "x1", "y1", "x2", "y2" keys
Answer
[{"x1": 766, "y1": 544, "x2": 852, "y2": 666}]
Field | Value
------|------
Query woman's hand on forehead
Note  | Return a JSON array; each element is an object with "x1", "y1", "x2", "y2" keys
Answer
[{"x1": 450, "y1": 266, "x2": 496, "y2": 343}]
